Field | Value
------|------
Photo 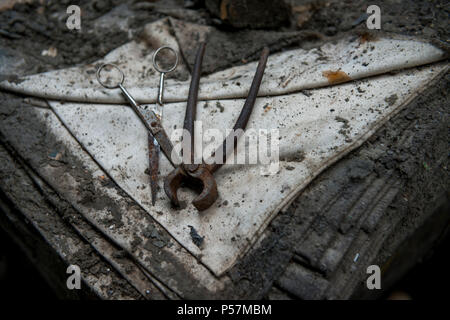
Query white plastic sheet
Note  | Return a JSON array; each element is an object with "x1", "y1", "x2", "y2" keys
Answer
[{"x1": 1, "y1": 19, "x2": 446, "y2": 276}]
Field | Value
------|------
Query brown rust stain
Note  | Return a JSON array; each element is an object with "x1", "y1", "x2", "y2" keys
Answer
[
  {"x1": 263, "y1": 104, "x2": 272, "y2": 113},
  {"x1": 322, "y1": 70, "x2": 352, "y2": 84},
  {"x1": 0, "y1": 0, "x2": 32, "y2": 12},
  {"x1": 359, "y1": 31, "x2": 379, "y2": 44},
  {"x1": 148, "y1": 134, "x2": 159, "y2": 206}
]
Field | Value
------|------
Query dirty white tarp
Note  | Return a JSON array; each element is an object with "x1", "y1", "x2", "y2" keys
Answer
[{"x1": 1, "y1": 19, "x2": 447, "y2": 276}]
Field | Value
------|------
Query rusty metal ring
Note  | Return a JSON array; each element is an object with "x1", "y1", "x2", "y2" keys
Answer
[{"x1": 152, "y1": 46, "x2": 179, "y2": 74}]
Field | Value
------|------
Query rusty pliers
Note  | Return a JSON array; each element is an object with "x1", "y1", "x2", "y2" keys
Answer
[{"x1": 162, "y1": 43, "x2": 270, "y2": 211}]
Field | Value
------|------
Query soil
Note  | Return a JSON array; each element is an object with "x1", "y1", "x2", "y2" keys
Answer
[
  {"x1": 0, "y1": 90, "x2": 211, "y2": 298},
  {"x1": 0, "y1": 0, "x2": 448, "y2": 299}
]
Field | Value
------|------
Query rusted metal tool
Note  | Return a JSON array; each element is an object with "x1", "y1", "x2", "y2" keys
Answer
[
  {"x1": 148, "y1": 46, "x2": 179, "y2": 205},
  {"x1": 163, "y1": 43, "x2": 270, "y2": 211}
]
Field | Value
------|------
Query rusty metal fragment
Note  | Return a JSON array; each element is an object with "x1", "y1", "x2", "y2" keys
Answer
[{"x1": 148, "y1": 133, "x2": 159, "y2": 206}]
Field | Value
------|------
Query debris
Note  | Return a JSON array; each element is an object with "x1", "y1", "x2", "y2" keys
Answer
[
  {"x1": 358, "y1": 31, "x2": 379, "y2": 44},
  {"x1": 335, "y1": 116, "x2": 350, "y2": 128},
  {"x1": 387, "y1": 291, "x2": 412, "y2": 300},
  {"x1": 184, "y1": 0, "x2": 204, "y2": 9},
  {"x1": 0, "y1": 29, "x2": 21, "y2": 39},
  {"x1": 352, "y1": 13, "x2": 369, "y2": 27},
  {"x1": 384, "y1": 94, "x2": 398, "y2": 106},
  {"x1": 301, "y1": 90, "x2": 312, "y2": 97},
  {"x1": 188, "y1": 225, "x2": 204, "y2": 248},
  {"x1": 263, "y1": 103, "x2": 272, "y2": 113},
  {"x1": 41, "y1": 47, "x2": 58, "y2": 58},
  {"x1": 205, "y1": 0, "x2": 290, "y2": 29},
  {"x1": 23, "y1": 97, "x2": 49, "y2": 108},
  {"x1": 292, "y1": 4, "x2": 314, "y2": 29},
  {"x1": 215, "y1": 101, "x2": 224, "y2": 112},
  {"x1": 0, "y1": 0, "x2": 33, "y2": 12},
  {"x1": 143, "y1": 225, "x2": 167, "y2": 249},
  {"x1": 48, "y1": 151, "x2": 63, "y2": 161}
]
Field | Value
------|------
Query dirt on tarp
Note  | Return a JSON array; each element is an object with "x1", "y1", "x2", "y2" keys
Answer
[{"x1": 0, "y1": 90, "x2": 218, "y2": 299}]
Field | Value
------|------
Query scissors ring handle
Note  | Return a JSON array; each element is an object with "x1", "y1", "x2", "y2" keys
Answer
[
  {"x1": 152, "y1": 46, "x2": 179, "y2": 74},
  {"x1": 96, "y1": 63, "x2": 125, "y2": 89}
]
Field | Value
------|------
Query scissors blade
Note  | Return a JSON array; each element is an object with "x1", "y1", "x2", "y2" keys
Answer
[
  {"x1": 137, "y1": 105, "x2": 180, "y2": 167},
  {"x1": 148, "y1": 133, "x2": 159, "y2": 206}
]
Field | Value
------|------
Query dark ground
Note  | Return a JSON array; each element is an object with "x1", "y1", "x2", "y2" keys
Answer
[
  {"x1": 1, "y1": 0, "x2": 448, "y2": 78},
  {"x1": 0, "y1": 212, "x2": 448, "y2": 300},
  {"x1": 0, "y1": 224, "x2": 57, "y2": 300},
  {"x1": 0, "y1": 0, "x2": 448, "y2": 299}
]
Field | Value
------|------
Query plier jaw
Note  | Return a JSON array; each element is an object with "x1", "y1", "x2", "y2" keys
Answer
[{"x1": 164, "y1": 163, "x2": 218, "y2": 211}]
